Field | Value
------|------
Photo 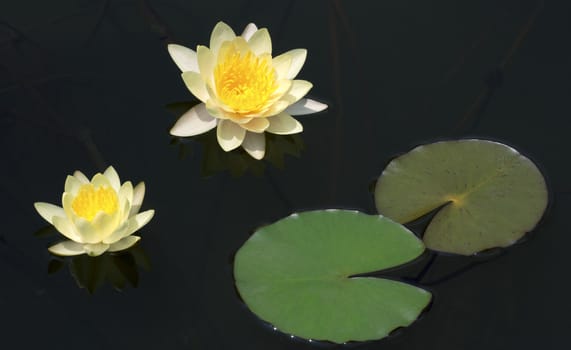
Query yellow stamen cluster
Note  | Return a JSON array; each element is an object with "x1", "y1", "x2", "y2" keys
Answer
[
  {"x1": 214, "y1": 47, "x2": 277, "y2": 114},
  {"x1": 72, "y1": 184, "x2": 119, "y2": 221}
]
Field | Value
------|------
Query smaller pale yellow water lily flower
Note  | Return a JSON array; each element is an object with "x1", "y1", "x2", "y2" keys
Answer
[
  {"x1": 168, "y1": 21, "x2": 327, "y2": 160},
  {"x1": 34, "y1": 166, "x2": 154, "y2": 257}
]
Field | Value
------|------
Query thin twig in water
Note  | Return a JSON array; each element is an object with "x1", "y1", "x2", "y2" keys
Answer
[
  {"x1": 0, "y1": 29, "x2": 107, "y2": 170},
  {"x1": 265, "y1": 167, "x2": 294, "y2": 212},
  {"x1": 453, "y1": 0, "x2": 545, "y2": 133},
  {"x1": 420, "y1": 24, "x2": 494, "y2": 116},
  {"x1": 327, "y1": 3, "x2": 343, "y2": 202},
  {"x1": 273, "y1": 0, "x2": 295, "y2": 46},
  {"x1": 331, "y1": 0, "x2": 376, "y2": 161},
  {"x1": 424, "y1": 250, "x2": 508, "y2": 286},
  {"x1": 139, "y1": 0, "x2": 175, "y2": 43},
  {"x1": 83, "y1": 0, "x2": 109, "y2": 47}
]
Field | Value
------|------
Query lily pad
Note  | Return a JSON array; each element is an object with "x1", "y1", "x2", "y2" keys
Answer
[
  {"x1": 375, "y1": 139, "x2": 548, "y2": 255},
  {"x1": 234, "y1": 210, "x2": 431, "y2": 343}
]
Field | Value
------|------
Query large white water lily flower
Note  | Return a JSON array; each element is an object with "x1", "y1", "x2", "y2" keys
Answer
[
  {"x1": 168, "y1": 21, "x2": 328, "y2": 160},
  {"x1": 34, "y1": 166, "x2": 155, "y2": 257}
]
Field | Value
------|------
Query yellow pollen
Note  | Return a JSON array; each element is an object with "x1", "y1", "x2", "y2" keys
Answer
[
  {"x1": 71, "y1": 184, "x2": 119, "y2": 221},
  {"x1": 214, "y1": 45, "x2": 278, "y2": 114}
]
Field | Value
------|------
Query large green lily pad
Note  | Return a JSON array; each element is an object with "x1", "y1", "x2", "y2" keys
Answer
[
  {"x1": 375, "y1": 139, "x2": 548, "y2": 255},
  {"x1": 234, "y1": 210, "x2": 431, "y2": 343}
]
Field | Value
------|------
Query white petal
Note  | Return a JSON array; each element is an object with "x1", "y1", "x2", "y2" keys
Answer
[
  {"x1": 205, "y1": 90, "x2": 230, "y2": 119},
  {"x1": 167, "y1": 44, "x2": 198, "y2": 72},
  {"x1": 62, "y1": 192, "x2": 75, "y2": 220},
  {"x1": 181, "y1": 71, "x2": 209, "y2": 102},
  {"x1": 64, "y1": 175, "x2": 82, "y2": 195},
  {"x1": 90, "y1": 211, "x2": 119, "y2": 241},
  {"x1": 108, "y1": 236, "x2": 141, "y2": 253},
  {"x1": 118, "y1": 181, "x2": 133, "y2": 206},
  {"x1": 119, "y1": 197, "x2": 131, "y2": 224},
  {"x1": 241, "y1": 118, "x2": 270, "y2": 133},
  {"x1": 124, "y1": 210, "x2": 155, "y2": 237},
  {"x1": 247, "y1": 28, "x2": 272, "y2": 55},
  {"x1": 268, "y1": 79, "x2": 292, "y2": 101},
  {"x1": 102, "y1": 221, "x2": 129, "y2": 244},
  {"x1": 103, "y1": 166, "x2": 121, "y2": 192},
  {"x1": 242, "y1": 132, "x2": 266, "y2": 160},
  {"x1": 91, "y1": 173, "x2": 111, "y2": 188},
  {"x1": 216, "y1": 120, "x2": 246, "y2": 151},
  {"x1": 210, "y1": 21, "x2": 236, "y2": 54},
  {"x1": 52, "y1": 216, "x2": 81, "y2": 242},
  {"x1": 170, "y1": 103, "x2": 217, "y2": 137},
  {"x1": 281, "y1": 80, "x2": 313, "y2": 104},
  {"x1": 273, "y1": 49, "x2": 307, "y2": 79},
  {"x1": 83, "y1": 243, "x2": 109, "y2": 257},
  {"x1": 118, "y1": 181, "x2": 133, "y2": 222},
  {"x1": 226, "y1": 114, "x2": 253, "y2": 124},
  {"x1": 129, "y1": 182, "x2": 145, "y2": 217},
  {"x1": 266, "y1": 113, "x2": 303, "y2": 135},
  {"x1": 34, "y1": 202, "x2": 65, "y2": 225},
  {"x1": 241, "y1": 23, "x2": 258, "y2": 41},
  {"x1": 271, "y1": 54, "x2": 292, "y2": 80},
  {"x1": 73, "y1": 171, "x2": 89, "y2": 183},
  {"x1": 262, "y1": 100, "x2": 291, "y2": 117},
  {"x1": 48, "y1": 240, "x2": 85, "y2": 256},
  {"x1": 73, "y1": 217, "x2": 101, "y2": 244},
  {"x1": 197, "y1": 45, "x2": 216, "y2": 84},
  {"x1": 286, "y1": 49, "x2": 307, "y2": 79},
  {"x1": 285, "y1": 98, "x2": 328, "y2": 116}
]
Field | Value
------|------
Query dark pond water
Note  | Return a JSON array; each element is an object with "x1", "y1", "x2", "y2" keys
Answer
[{"x1": 1, "y1": 0, "x2": 569, "y2": 349}]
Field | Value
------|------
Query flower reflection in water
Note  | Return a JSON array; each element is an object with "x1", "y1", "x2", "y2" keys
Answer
[
  {"x1": 36, "y1": 226, "x2": 150, "y2": 294},
  {"x1": 168, "y1": 101, "x2": 303, "y2": 177}
]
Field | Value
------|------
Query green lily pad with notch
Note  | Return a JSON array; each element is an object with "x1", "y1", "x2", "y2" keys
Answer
[
  {"x1": 375, "y1": 139, "x2": 548, "y2": 255},
  {"x1": 234, "y1": 210, "x2": 431, "y2": 344}
]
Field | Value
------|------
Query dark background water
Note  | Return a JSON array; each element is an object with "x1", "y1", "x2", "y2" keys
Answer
[{"x1": 1, "y1": 0, "x2": 569, "y2": 349}]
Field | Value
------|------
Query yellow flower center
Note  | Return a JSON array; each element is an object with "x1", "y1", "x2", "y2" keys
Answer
[
  {"x1": 214, "y1": 45, "x2": 278, "y2": 114},
  {"x1": 72, "y1": 184, "x2": 119, "y2": 221}
]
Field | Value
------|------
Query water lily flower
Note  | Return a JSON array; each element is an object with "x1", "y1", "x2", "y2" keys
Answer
[
  {"x1": 34, "y1": 166, "x2": 154, "y2": 257},
  {"x1": 168, "y1": 21, "x2": 327, "y2": 159}
]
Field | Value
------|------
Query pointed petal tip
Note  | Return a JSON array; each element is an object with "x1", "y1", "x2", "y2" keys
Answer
[
  {"x1": 246, "y1": 147, "x2": 265, "y2": 160},
  {"x1": 34, "y1": 202, "x2": 65, "y2": 225},
  {"x1": 108, "y1": 235, "x2": 141, "y2": 253},
  {"x1": 242, "y1": 132, "x2": 266, "y2": 160},
  {"x1": 48, "y1": 240, "x2": 85, "y2": 256},
  {"x1": 266, "y1": 113, "x2": 303, "y2": 135},
  {"x1": 248, "y1": 28, "x2": 272, "y2": 55},
  {"x1": 242, "y1": 23, "x2": 258, "y2": 41},
  {"x1": 167, "y1": 43, "x2": 182, "y2": 50},
  {"x1": 72, "y1": 170, "x2": 89, "y2": 183},
  {"x1": 216, "y1": 120, "x2": 246, "y2": 151},
  {"x1": 169, "y1": 103, "x2": 217, "y2": 137},
  {"x1": 285, "y1": 98, "x2": 328, "y2": 116}
]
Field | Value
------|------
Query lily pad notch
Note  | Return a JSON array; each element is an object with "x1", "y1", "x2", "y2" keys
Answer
[
  {"x1": 375, "y1": 139, "x2": 548, "y2": 255},
  {"x1": 234, "y1": 210, "x2": 432, "y2": 343}
]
